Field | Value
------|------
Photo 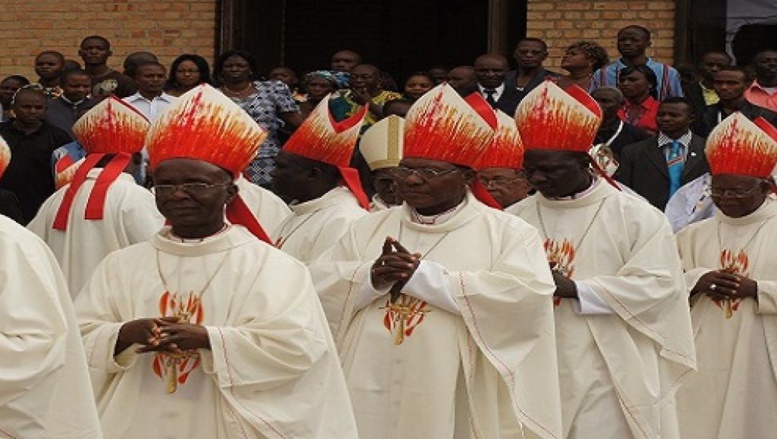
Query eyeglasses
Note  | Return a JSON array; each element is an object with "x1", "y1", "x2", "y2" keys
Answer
[
  {"x1": 478, "y1": 176, "x2": 525, "y2": 188},
  {"x1": 391, "y1": 166, "x2": 459, "y2": 180},
  {"x1": 710, "y1": 185, "x2": 762, "y2": 198},
  {"x1": 152, "y1": 182, "x2": 230, "y2": 197}
]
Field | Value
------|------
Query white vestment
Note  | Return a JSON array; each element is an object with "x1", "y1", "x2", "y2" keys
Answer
[
  {"x1": 368, "y1": 194, "x2": 393, "y2": 212},
  {"x1": 509, "y1": 179, "x2": 696, "y2": 439},
  {"x1": 75, "y1": 226, "x2": 358, "y2": 439},
  {"x1": 234, "y1": 176, "x2": 291, "y2": 234},
  {"x1": 0, "y1": 215, "x2": 102, "y2": 439},
  {"x1": 676, "y1": 200, "x2": 777, "y2": 439},
  {"x1": 310, "y1": 193, "x2": 563, "y2": 439},
  {"x1": 272, "y1": 186, "x2": 366, "y2": 263},
  {"x1": 28, "y1": 168, "x2": 164, "y2": 297}
]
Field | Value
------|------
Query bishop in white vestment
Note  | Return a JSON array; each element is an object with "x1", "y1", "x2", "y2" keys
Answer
[{"x1": 676, "y1": 113, "x2": 777, "y2": 439}]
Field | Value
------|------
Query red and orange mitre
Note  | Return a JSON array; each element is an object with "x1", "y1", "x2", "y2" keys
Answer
[
  {"x1": 281, "y1": 94, "x2": 370, "y2": 209},
  {"x1": 474, "y1": 110, "x2": 524, "y2": 170},
  {"x1": 514, "y1": 81, "x2": 602, "y2": 152},
  {"x1": 73, "y1": 97, "x2": 149, "y2": 155},
  {"x1": 283, "y1": 94, "x2": 367, "y2": 167},
  {"x1": 52, "y1": 98, "x2": 151, "y2": 230},
  {"x1": 145, "y1": 84, "x2": 273, "y2": 243},
  {"x1": 0, "y1": 135, "x2": 9, "y2": 179},
  {"x1": 705, "y1": 113, "x2": 777, "y2": 178},
  {"x1": 404, "y1": 84, "x2": 495, "y2": 167},
  {"x1": 146, "y1": 84, "x2": 268, "y2": 176}
]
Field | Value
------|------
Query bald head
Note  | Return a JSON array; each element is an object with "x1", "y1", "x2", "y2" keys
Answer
[{"x1": 474, "y1": 54, "x2": 508, "y2": 89}]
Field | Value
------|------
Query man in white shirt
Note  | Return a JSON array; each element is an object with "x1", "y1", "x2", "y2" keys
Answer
[{"x1": 122, "y1": 61, "x2": 176, "y2": 122}]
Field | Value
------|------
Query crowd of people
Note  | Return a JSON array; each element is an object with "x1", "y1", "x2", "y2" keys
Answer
[{"x1": 2, "y1": 22, "x2": 777, "y2": 439}]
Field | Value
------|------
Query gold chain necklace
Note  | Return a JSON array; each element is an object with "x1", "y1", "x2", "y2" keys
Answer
[
  {"x1": 536, "y1": 199, "x2": 606, "y2": 257},
  {"x1": 274, "y1": 213, "x2": 318, "y2": 249},
  {"x1": 156, "y1": 248, "x2": 231, "y2": 309}
]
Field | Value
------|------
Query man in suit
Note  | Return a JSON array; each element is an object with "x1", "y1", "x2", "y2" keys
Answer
[
  {"x1": 693, "y1": 66, "x2": 777, "y2": 137},
  {"x1": 685, "y1": 50, "x2": 731, "y2": 112},
  {"x1": 460, "y1": 54, "x2": 521, "y2": 116},
  {"x1": 616, "y1": 97, "x2": 709, "y2": 210}
]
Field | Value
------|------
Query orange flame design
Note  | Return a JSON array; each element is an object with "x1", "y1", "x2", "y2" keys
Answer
[
  {"x1": 706, "y1": 113, "x2": 777, "y2": 178},
  {"x1": 712, "y1": 249, "x2": 750, "y2": 318},
  {"x1": 147, "y1": 84, "x2": 268, "y2": 176},
  {"x1": 283, "y1": 94, "x2": 366, "y2": 167},
  {"x1": 404, "y1": 84, "x2": 494, "y2": 167},
  {"x1": 0, "y1": 136, "x2": 9, "y2": 179},
  {"x1": 515, "y1": 82, "x2": 602, "y2": 153},
  {"x1": 544, "y1": 238, "x2": 576, "y2": 307},
  {"x1": 382, "y1": 294, "x2": 431, "y2": 345},
  {"x1": 73, "y1": 97, "x2": 149, "y2": 155},
  {"x1": 153, "y1": 290, "x2": 205, "y2": 393},
  {"x1": 474, "y1": 110, "x2": 525, "y2": 170}
]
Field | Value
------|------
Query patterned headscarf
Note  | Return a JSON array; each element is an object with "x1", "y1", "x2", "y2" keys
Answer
[{"x1": 304, "y1": 70, "x2": 350, "y2": 89}]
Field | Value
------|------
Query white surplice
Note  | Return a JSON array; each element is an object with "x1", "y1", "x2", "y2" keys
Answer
[
  {"x1": 676, "y1": 200, "x2": 777, "y2": 439},
  {"x1": 234, "y1": 175, "x2": 291, "y2": 235},
  {"x1": 0, "y1": 215, "x2": 102, "y2": 439},
  {"x1": 310, "y1": 192, "x2": 563, "y2": 439},
  {"x1": 509, "y1": 179, "x2": 696, "y2": 439},
  {"x1": 272, "y1": 186, "x2": 366, "y2": 263},
  {"x1": 75, "y1": 226, "x2": 358, "y2": 439},
  {"x1": 28, "y1": 168, "x2": 164, "y2": 297}
]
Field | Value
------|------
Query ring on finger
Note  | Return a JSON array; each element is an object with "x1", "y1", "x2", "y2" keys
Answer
[{"x1": 710, "y1": 283, "x2": 718, "y2": 291}]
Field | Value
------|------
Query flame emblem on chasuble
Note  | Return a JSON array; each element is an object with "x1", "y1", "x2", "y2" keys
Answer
[
  {"x1": 715, "y1": 249, "x2": 750, "y2": 318},
  {"x1": 152, "y1": 291, "x2": 205, "y2": 393},
  {"x1": 544, "y1": 239, "x2": 576, "y2": 306},
  {"x1": 382, "y1": 295, "x2": 431, "y2": 345}
]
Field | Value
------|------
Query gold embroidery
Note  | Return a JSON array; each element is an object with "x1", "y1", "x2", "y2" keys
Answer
[{"x1": 382, "y1": 295, "x2": 431, "y2": 345}]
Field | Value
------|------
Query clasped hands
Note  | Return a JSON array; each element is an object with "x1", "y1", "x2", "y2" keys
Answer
[
  {"x1": 371, "y1": 237, "x2": 421, "y2": 291},
  {"x1": 694, "y1": 270, "x2": 757, "y2": 300},
  {"x1": 550, "y1": 262, "x2": 578, "y2": 299},
  {"x1": 116, "y1": 317, "x2": 210, "y2": 356}
]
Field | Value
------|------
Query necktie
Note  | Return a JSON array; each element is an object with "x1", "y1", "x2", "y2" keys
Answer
[
  {"x1": 484, "y1": 89, "x2": 497, "y2": 107},
  {"x1": 667, "y1": 140, "x2": 684, "y2": 198}
]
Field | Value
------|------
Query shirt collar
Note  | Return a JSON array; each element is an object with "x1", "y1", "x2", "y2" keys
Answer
[
  {"x1": 125, "y1": 92, "x2": 175, "y2": 103},
  {"x1": 657, "y1": 130, "x2": 693, "y2": 147},
  {"x1": 478, "y1": 83, "x2": 505, "y2": 95}
]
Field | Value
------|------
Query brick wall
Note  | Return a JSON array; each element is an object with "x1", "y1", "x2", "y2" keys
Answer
[
  {"x1": 0, "y1": 0, "x2": 217, "y2": 81},
  {"x1": 527, "y1": 0, "x2": 676, "y2": 72}
]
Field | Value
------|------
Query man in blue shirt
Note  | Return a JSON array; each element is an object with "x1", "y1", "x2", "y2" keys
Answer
[{"x1": 591, "y1": 25, "x2": 684, "y2": 100}]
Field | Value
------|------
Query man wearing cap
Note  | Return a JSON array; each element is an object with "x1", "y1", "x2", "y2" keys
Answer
[
  {"x1": 270, "y1": 95, "x2": 369, "y2": 263},
  {"x1": 359, "y1": 114, "x2": 404, "y2": 211},
  {"x1": 475, "y1": 110, "x2": 531, "y2": 209},
  {"x1": 28, "y1": 97, "x2": 164, "y2": 297},
  {"x1": 0, "y1": 213, "x2": 103, "y2": 439},
  {"x1": 74, "y1": 85, "x2": 358, "y2": 438},
  {"x1": 510, "y1": 82, "x2": 696, "y2": 439},
  {"x1": 676, "y1": 114, "x2": 777, "y2": 439},
  {"x1": 311, "y1": 84, "x2": 562, "y2": 439}
]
